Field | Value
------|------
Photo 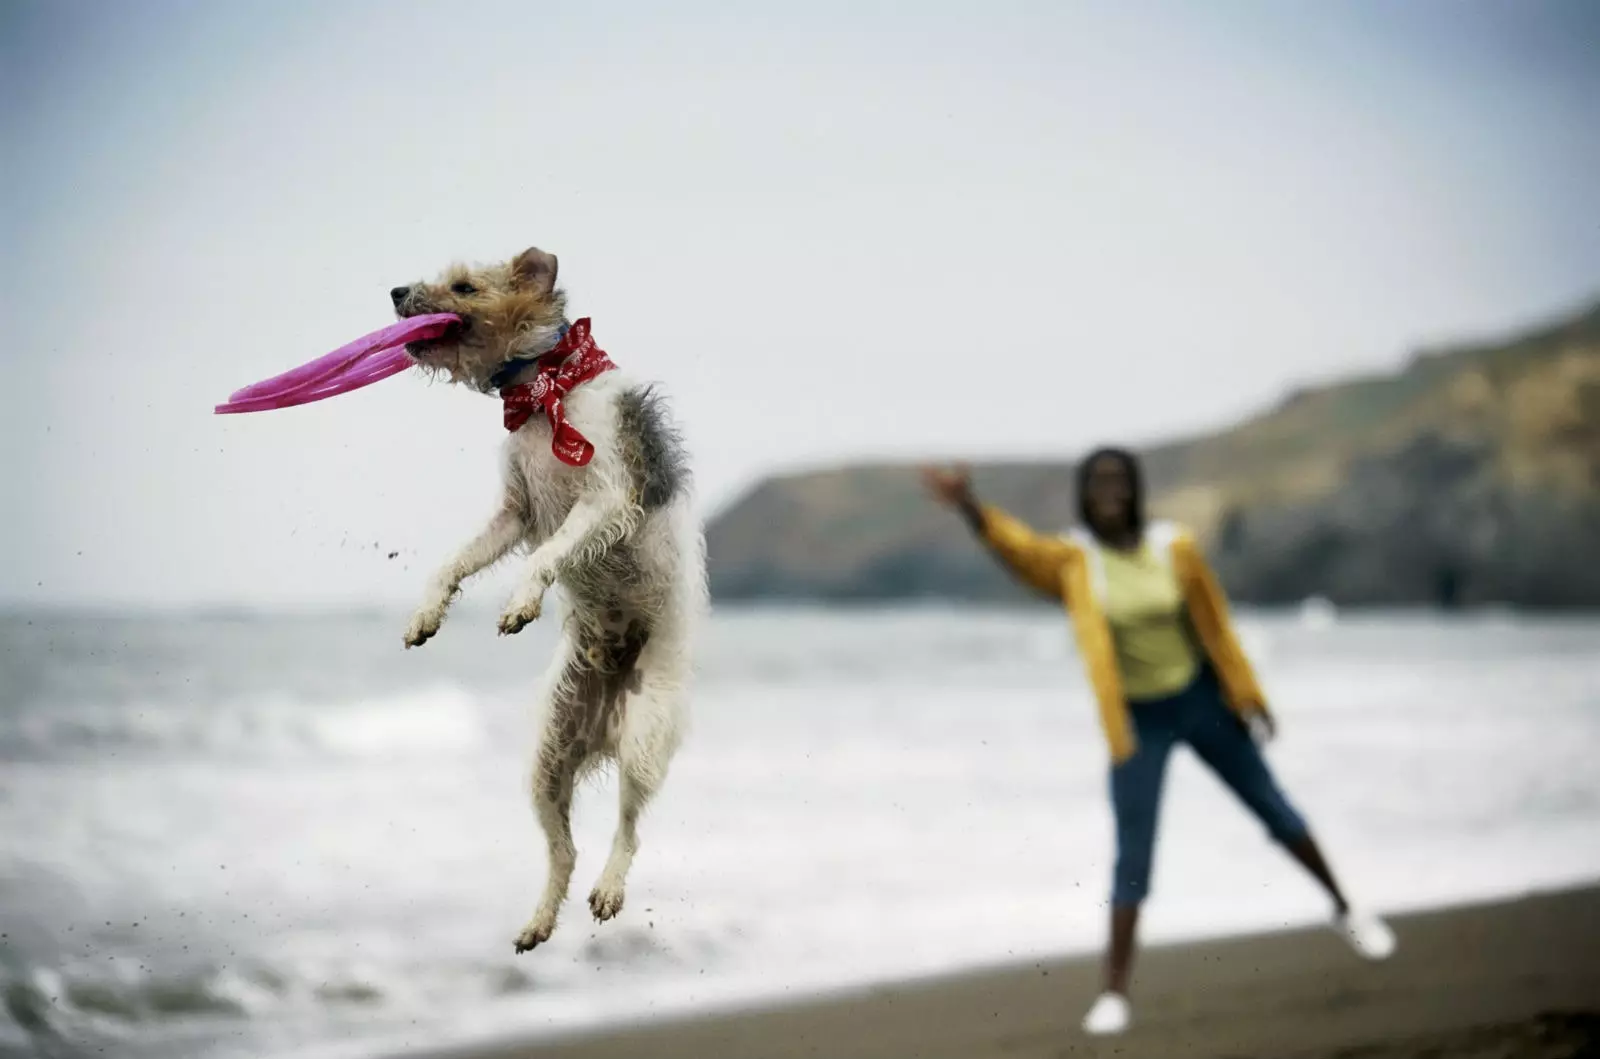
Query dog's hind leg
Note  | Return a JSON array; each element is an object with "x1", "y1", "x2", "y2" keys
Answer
[
  {"x1": 587, "y1": 755, "x2": 655, "y2": 922},
  {"x1": 514, "y1": 750, "x2": 577, "y2": 953},
  {"x1": 589, "y1": 644, "x2": 684, "y2": 922},
  {"x1": 513, "y1": 653, "x2": 593, "y2": 954}
]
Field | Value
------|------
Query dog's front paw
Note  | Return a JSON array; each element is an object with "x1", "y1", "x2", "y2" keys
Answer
[
  {"x1": 497, "y1": 590, "x2": 545, "y2": 637},
  {"x1": 403, "y1": 606, "x2": 446, "y2": 648}
]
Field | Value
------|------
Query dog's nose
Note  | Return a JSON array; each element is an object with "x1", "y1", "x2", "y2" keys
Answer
[{"x1": 390, "y1": 286, "x2": 411, "y2": 308}]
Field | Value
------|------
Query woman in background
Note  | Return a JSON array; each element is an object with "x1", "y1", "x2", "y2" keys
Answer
[{"x1": 922, "y1": 449, "x2": 1394, "y2": 1037}]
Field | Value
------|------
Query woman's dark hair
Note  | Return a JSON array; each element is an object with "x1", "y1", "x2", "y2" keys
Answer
[{"x1": 1076, "y1": 446, "x2": 1145, "y2": 542}]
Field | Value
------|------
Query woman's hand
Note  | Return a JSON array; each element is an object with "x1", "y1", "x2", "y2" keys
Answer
[
  {"x1": 1239, "y1": 703, "x2": 1277, "y2": 745},
  {"x1": 920, "y1": 464, "x2": 974, "y2": 509}
]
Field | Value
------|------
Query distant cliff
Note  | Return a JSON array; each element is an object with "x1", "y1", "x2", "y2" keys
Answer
[{"x1": 706, "y1": 298, "x2": 1600, "y2": 608}]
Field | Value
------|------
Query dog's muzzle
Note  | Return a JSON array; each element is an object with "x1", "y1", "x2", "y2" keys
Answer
[{"x1": 404, "y1": 317, "x2": 466, "y2": 357}]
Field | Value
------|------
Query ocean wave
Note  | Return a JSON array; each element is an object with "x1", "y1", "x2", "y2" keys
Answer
[
  {"x1": 0, "y1": 960, "x2": 283, "y2": 1056},
  {"x1": 0, "y1": 686, "x2": 488, "y2": 763},
  {"x1": 0, "y1": 920, "x2": 732, "y2": 1059}
]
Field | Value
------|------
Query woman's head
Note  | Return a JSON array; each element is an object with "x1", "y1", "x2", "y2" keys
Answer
[{"x1": 1077, "y1": 447, "x2": 1145, "y2": 543}]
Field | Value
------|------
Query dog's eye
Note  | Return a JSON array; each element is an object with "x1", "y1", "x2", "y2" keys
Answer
[{"x1": 450, "y1": 282, "x2": 478, "y2": 296}]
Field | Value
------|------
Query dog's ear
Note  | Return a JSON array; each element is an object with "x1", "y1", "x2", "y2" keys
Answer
[{"x1": 511, "y1": 247, "x2": 559, "y2": 295}]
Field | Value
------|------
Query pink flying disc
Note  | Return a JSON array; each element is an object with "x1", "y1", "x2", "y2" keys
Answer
[{"x1": 214, "y1": 313, "x2": 460, "y2": 415}]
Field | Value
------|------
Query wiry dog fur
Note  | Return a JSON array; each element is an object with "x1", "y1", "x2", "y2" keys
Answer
[{"x1": 392, "y1": 247, "x2": 705, "y2": 953}]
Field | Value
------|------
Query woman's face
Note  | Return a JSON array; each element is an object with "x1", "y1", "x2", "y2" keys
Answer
[{"x1": 1083, "y1": 455, "x2": 1135, "y2": 535}]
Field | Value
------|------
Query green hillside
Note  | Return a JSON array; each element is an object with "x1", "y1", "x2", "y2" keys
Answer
[{"x1": 707, "y1": 298, "x2": 1600, "y2": 608}]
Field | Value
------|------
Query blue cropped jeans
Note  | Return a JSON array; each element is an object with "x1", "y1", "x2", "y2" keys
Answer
[{"x1": 1109, "y1": 667, "x2": 1308, "y2": 906}]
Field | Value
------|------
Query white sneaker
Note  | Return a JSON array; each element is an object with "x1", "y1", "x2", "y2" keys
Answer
[
  {"x1": 1081, "y1": 991, "x2": 1131, "y2": 1036},
  {"x1": 1334, "y1": 907, "x2": 1396, "y2": 961}
]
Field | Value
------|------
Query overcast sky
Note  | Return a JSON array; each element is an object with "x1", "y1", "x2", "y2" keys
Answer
[{"x1": 4, "y1": 0, "x2": 1598, "y2": 608}]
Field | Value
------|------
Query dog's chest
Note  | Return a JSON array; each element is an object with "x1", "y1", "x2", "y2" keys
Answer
[
  {"x1": 502, "y1": 383, "x2": 616, "y2": 536},
  {"x1": 507, "y1": 426, "x2": 580, "y2": 530}
]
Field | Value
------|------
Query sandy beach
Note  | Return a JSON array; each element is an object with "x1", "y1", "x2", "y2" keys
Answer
[{"x1": 408, "y1": 885, "x2": 1600, "y2": 1059}]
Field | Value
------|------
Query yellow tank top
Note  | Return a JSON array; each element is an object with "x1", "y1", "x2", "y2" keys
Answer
[{"x1": 1098, "y1": 541, "x2": 1199, "y2": 701}]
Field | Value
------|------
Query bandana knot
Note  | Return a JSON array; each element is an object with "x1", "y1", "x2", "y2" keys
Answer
[{"x1": 498, "y1": 318, "x2": 616, "y2": 466}]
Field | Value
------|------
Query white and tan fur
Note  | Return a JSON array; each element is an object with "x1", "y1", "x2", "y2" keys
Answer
[{"x1": 392, "y1": 247, "x2": 705, "y2": 953}]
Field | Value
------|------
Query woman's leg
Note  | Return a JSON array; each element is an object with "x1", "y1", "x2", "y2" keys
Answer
[
  {"x1": 1183, "y1": 691, "x2": 1347, "y2": 909},
  {"x1": 1185, "y1": 693, "x2": 1396, "y2": 958},
  {"x1": 1105, "y1": 904, "x2": 1141, "y2": 995},
  {"x1": 1282, "y1": 834, "x2": 1349, "y2": 913},
  {"x1": 1105, "y1": 729, "x2": 1175, "y2": 995}
]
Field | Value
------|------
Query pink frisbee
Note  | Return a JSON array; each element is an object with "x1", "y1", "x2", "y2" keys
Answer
[{"x1": 214, "y1": 313, "x2": 460, "y2": 415}]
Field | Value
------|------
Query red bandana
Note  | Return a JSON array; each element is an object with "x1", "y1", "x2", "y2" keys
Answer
[{"x1": 499, "y1": 318, "x2": 617, "y2": 466}]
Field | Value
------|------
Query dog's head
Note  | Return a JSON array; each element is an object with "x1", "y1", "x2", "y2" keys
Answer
[{"x1": 390, "y1": 247, "x2": 568, "y2": 391}]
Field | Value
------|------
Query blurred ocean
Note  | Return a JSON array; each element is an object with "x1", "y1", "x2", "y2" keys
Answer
[{"x1": 2, "y1": 605, "x2": 1598, "y2": 1059}]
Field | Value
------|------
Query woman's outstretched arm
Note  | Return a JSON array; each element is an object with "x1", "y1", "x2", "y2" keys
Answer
[{"x1": 921, "y1": 465, "x2": 1074, "y2": 599}]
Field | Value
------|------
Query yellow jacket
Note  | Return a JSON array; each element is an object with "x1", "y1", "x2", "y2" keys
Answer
[{"x1": 978, "y1": 505, "x2": 1268, "y2": 764}]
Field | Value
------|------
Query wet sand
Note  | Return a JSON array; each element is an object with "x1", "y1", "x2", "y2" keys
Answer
[{"x1": 415, "y1": 885, "x2": 1600, "y2": 1059}]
